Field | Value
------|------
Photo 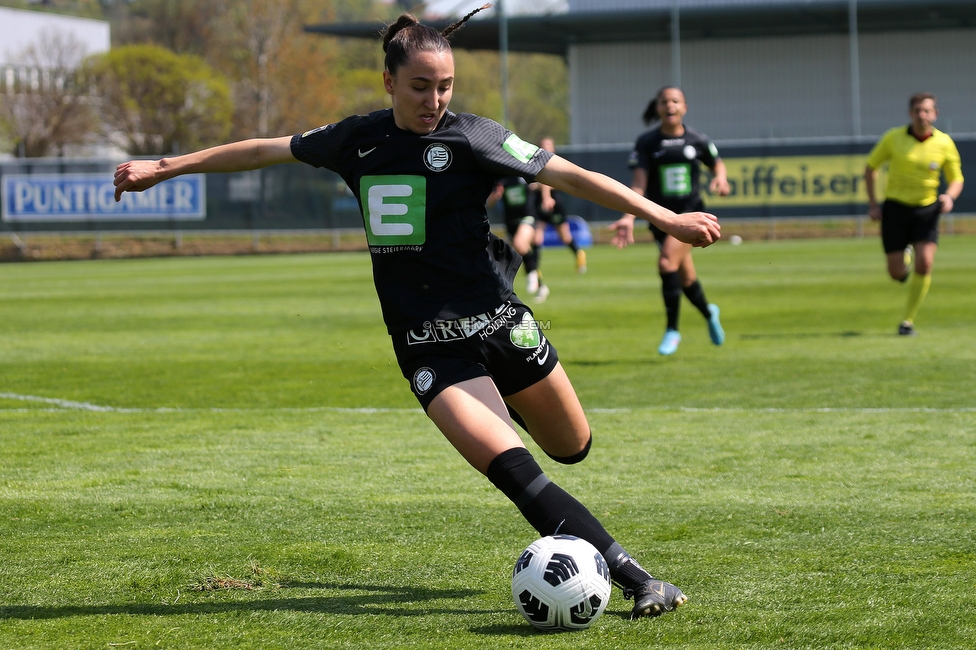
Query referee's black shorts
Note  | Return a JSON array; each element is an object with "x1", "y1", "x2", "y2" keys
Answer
[
  {"x1": 881, "y1": 199, "x2": 941, "y2": 253},
  {"x1": 391, "y1": 300, "x2": 559, "y2": 411}
]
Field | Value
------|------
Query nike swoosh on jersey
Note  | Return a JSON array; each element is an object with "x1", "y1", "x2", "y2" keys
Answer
[{"x1": 358, "y1": 147, "x2": 377, "y2": 158}]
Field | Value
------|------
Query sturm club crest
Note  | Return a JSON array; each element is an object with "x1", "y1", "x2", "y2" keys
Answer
[
  {"x1": 412, "y1": 367, "x2": 436, "y2": 395},
  {"x1": 424, "y1": 143, "x2": 453, "y2": 172}
]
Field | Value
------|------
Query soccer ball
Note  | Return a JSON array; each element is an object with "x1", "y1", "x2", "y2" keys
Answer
[{"x1": 511, "y1": 535, "x2": 612, "y2": 631}]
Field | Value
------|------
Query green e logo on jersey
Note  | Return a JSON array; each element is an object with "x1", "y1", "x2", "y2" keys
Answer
[
  {"x1": 360, "y1": 175, "x2": 427, "y2": 246},
  {"x1": 660, "y1": 163, "x2": 692, "y2": 196}
]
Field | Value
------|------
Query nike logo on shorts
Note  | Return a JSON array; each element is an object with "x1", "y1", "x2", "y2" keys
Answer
[{"x1": 536, "y1": 343, "x2": 550, "y2": 365}]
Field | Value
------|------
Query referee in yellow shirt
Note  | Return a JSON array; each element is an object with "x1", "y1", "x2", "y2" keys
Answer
[{"x1": 864, "y1": 92, "x2": 964, "y2": 336}]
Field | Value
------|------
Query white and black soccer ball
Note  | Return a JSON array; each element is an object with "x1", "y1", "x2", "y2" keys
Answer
[{"x1": 511, "y1": 534, "x2": 612, "y2": 631}]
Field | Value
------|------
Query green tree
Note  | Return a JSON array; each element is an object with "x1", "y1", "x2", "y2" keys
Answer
[
  {"x1": 206, "y1": 0, "x2": 347, "y2": 137},
  {"x1": 508, "y1": 52, "x2": 568, "y2": 145},
  {"x1": 114, "y1": 0, "x2": 221, "y2": 56},
  {"x1": 83, "y1": 43, "x2": 233, "y2": 155}
]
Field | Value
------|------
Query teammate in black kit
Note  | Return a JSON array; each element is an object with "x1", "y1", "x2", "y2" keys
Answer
[
  {"x1": 487, "y1": 176, "x2": 548, "y2": 301},
  {"x1": 533, "y1": 137, "x2": 588, "y2": 275},
  {"x1": 611, "y1": 86, "x2": 729, "y2": 356},
  {"x1": 114, "y1": 9, "x2": 720, "y2": 619}
]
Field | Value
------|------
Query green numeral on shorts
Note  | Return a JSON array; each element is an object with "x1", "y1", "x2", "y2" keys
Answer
[{"x1": 360, "y1": 175, "x2": 427, "y2": 246}]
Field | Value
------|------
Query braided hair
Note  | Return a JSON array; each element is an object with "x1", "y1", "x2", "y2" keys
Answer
[{"x1": 382, "y1": 4, "x2": 491, "y2": 76}]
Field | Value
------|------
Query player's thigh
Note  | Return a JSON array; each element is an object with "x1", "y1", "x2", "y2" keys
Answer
[
  {"x1": 658, "y1": 236, "x2": 693, "y2": 274},
  {"x1": 504, "y1": 363, "x2": 590, "y2": 459},
  {"x1": 427, "y1": 376, "x2": 525, "y2": 475},
  {"x1": 558, "y1": 221, "x2": 573, "y2": 243},
  {"x1": 533, "y1": 224, "x2": 546, "y2": 246},
  {"x1": 512, "y1": 221, "x2": 535, "y2": 255}
]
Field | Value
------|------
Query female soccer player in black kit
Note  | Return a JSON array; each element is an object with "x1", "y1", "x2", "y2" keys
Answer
[
  {"x1": 611, "y1": 86, "x2": 729, "y2": 356},
  {"x1": 114, "y1": 8, "x2": 720, "y2": 619}
]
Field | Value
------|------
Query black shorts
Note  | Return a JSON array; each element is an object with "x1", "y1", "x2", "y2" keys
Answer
[
  {"x1": 505, "y1": 214, "x2": 536, "y2": 240},
  {"x1": 881, "y1": 199, "x2": 941, "y2": 253},
  {"x1": 537, "y1": 210, "x2": 567, "y2": 227},
  {"x1": 648, "y1": 197, "x2": 704, "y2": 246},
  {"x1": 391, "y1": 300, "x2": 560, "y2": 410}
]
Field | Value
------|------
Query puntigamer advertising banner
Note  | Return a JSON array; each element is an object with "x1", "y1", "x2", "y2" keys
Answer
[{"x1": 2, "y1": 173, "x2": 206, "y2": 222}]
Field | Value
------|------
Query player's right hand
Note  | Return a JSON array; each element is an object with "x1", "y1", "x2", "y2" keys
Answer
[
  {"x1": 114, "y1": 160, "x2": 164, "y2": 202},
  {"x1": 668, "y1": 212, "x2": 721, "y2": 248}
]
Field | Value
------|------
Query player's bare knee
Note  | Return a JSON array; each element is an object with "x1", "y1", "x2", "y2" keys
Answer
[{"x1": 544, "y1": 431, "x2": 592, "y2": 465}]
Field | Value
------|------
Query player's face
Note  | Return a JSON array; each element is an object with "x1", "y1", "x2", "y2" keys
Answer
[
  {"x1": 384, "y1": 49, "x2": 454, "y2": 135},
  {"x1": 909, "y1": 98, "x2": 938, "y2": 135},
  {"x1": 656, "y1": 88, "x2": 687, "y2": 130}
]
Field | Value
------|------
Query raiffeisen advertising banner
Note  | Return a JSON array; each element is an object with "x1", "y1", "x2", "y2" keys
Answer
[
  {"x1": 703, "y1": 154, "x2": 877, "y2": 208},
  {"x1": 2, "y1": 173, "x2": 206, "y2": 222}
]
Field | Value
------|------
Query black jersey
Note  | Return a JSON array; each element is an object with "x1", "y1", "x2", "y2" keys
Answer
[
  {"x1": 498, "y1": 176, "x2": 536, "y2": 222},
  {"x1": 628, "y1": 126, "x2": 719, "y2": 213},
  {"x1": 291, "y1": 109, "x2": 552, "y2": 334}
]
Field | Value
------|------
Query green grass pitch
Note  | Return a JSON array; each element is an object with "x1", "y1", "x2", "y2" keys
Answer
[{"x1": 2, "y1": 235, "x2": 975, "y2": 649}]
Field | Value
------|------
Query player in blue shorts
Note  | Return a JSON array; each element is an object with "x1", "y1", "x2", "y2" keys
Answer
[{"x1": 114, "y1": 8, "x2": 720, "y2": 619}]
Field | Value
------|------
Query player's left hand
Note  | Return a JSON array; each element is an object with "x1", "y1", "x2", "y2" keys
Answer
[
  {"x1": 709, "y1": 176, "x2": 730, "y2": 196},
  {"x1": 608, "y1": 216, "x2": 636, "y2": 249}
]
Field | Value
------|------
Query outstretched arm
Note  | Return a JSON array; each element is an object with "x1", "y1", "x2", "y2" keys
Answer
[
  {"x1": 536, "y1": 155, "x2": 720, "y2": 247},
  {"x1": 114, "y1": 136, "x2": 296, "y2": 202}
]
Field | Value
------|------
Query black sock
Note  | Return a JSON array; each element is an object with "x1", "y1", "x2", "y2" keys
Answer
[
  {"x1": 486, "y1": 448, "x2": 614, "y2": 554},
  {"x1": 487, "y1": 448, "x2": 652, "y2": 591},
  {"x1": 660, "y1": 271, "x2": 682, "y2": 331},
  {"x1": 604, "y1": 542, "x2": 654, "y2": 590},
  {"x1": 523, "y1": 249, "x2": 537, "y2": 274},
  {"x1": 532, "y1": 244, "x2": 541, "y2": 267},
  {"x1": 682, "y1": 279, "x2": 711, "y2": 319},
  {"x1": 567, "y1": 240, "x2": 579, "y2": 254}
]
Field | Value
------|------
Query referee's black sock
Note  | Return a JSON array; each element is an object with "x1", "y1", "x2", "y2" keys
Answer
[
  {"x1": 660, "y1": 271, "x2": 682, "y2": 331},
  {"x1": 682, "y1": 279, "x2": 712, "y2": 319},
  {"x1": 486, "y1": 448, "x2": 652, "y2": 591}
]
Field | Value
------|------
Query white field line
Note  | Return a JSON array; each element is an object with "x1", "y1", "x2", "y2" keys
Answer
[{"x1": 1, "y1": 392, "x2": 974, "y2": 414}]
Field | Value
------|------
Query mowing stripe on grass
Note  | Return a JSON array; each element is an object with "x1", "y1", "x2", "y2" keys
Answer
[{"x1": 2, "y1": 392, "x2": 972, "y2": 414}]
